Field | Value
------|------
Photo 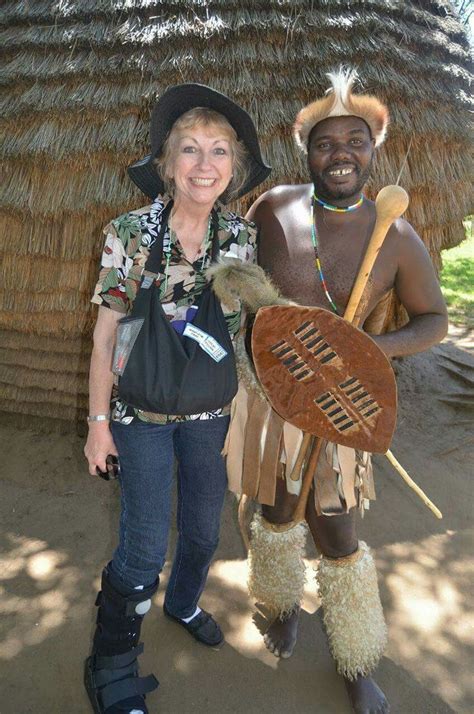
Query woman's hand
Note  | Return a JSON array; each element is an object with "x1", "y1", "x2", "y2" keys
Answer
[{"x1": 84, "y1": 422, "x2": 118, "y2": 476}]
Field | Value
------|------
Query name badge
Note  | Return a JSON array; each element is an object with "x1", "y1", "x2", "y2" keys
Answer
[{"x1": 183, "y1": 323, "x2": 228, "y2": 363}]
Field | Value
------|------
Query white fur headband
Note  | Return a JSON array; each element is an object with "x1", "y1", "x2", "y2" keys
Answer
[{"x1": 293, "y1": 68, "x2": 389, "y2": 152}]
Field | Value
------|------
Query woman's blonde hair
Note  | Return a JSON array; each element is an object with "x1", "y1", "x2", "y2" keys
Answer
[{"x1": 154, "y1": 107, "x2": 249, "y2": 201}]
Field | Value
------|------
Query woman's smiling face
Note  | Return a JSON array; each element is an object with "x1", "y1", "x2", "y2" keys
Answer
[{"x1": 170, "y1": 125, "x2": 234, "y2": 207}]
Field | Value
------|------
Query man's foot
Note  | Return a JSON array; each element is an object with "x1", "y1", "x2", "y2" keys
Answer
[
  {"x1": 344, "y1": 675, "x2": 390, "y2": 714},
  {"x1": 263, "y1": 608, "x2": 299, "y2": 658}
]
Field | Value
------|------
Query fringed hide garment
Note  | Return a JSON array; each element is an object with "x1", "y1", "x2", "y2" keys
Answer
[
  {"x1": 224, "y1": 335, "x2": 375, "y2": 516},
  {"x1": 209, "y1": 258, "x2": 376, "y2": 512}
]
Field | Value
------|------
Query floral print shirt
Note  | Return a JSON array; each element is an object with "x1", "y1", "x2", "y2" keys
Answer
[{"x1": 91, "y1": 194, "x2": 257, "y2": 424}]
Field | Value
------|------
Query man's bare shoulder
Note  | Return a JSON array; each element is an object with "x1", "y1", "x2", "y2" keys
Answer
[
  {"x1": 259, "y1": 183, "x2": 310, "y2": 204},
  {"x1": 382, "y1": 216, "x2": 441, "y2": 292},
  {"x1": 247, "y1": 183, "x2": 311, "y2": 221},
  {"x1": 388, "y1": 216, "x2": 427, "y2": 254}
]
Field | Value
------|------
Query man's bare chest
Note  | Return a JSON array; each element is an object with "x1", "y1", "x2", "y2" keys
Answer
[{"x1": 267, "y1": 215, "x2": 396, "y2": 317}]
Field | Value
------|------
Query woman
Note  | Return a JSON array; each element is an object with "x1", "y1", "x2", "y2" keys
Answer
[{"x1": 84, "y1": 84, "x2": 270, "y2": 714}]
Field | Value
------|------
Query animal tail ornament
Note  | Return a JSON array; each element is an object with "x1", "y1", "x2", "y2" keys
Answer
[{"x1": 207, "y1": 259, "x2": 288, "y2": 313}]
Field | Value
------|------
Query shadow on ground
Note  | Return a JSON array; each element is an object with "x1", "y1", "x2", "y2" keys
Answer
[{"x1": 1, "y1": 335, "x2": 473, "y2": 713}]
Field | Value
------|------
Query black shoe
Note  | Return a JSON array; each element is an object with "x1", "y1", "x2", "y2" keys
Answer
[{"x1": 163, "y1": 604, "x2": 224, "y2": 647}]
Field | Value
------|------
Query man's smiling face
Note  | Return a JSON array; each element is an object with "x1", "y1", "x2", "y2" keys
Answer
[{"x1": 307, "y1": 115, "x2": 375, "y2": 202}]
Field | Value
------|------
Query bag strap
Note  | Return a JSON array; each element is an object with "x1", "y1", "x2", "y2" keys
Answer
[
  {"x1": 209, "y1": 208, "x2": 220, "y2": 264},
  {"x1": 144, "y1": 200, "x2": 174, "y2": 276},
  {"x1": 122, "y1": 203, "x2": 173, "y2": 320},
  {"x1": 129, "y1": 202, "x2": 221, "y2": 320}
]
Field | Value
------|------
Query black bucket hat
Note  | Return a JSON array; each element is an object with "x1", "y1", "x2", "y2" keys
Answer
[{"x1": 127, "y1": 83, "x2": 271, "y2": 201}]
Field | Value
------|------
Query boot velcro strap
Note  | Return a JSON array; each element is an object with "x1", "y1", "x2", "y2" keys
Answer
[
  {"x1": 95, "y1": 643, "x2": 144, "y2": 670},
  {"x1": 125, "y1": 599, "x2": 144, "y2": 617},
  {"x1": 101, "y1": 673, "x2": 159, "y2": 710},
  {"x1": 97, "y1": 585, "x2": 153, "y2": 618},
  {"x1": 98, "y1": 607, "x2": 140, "y2": 631},
  {"x1": 101, "y1": 569, "x2": 158, "y2": 612},
  {"x1": 93, "y1": 661, "x2": 137, "y2": 688}
]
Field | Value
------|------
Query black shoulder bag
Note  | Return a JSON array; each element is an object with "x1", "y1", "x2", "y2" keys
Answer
[{"x1": 115, "y1": 202, "x2": 238, "y2": 414}]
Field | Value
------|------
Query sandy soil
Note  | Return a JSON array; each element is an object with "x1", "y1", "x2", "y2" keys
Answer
[{"x1": 1, "y1": 326, "x2": 473, "y2": 714}]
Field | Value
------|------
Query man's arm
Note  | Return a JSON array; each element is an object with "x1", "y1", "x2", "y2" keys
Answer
[
  {"x1": 246, "y1": 190, "x2": 293, "y2": 284},
  {"x1": 371, "y1": 220, "x2": 448, "y2": 357},
  {"x1": 246, "y1": 196, "x2": 277, "y2": 269}
]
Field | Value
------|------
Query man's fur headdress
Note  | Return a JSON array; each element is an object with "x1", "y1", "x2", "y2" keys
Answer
[{"x1": 293, "y1": 68, "x2": 389, "y2": 153}]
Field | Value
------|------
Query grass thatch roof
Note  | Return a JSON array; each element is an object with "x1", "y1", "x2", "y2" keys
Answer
[{"x1": 0, "y1": 0, "x2": 472, "y2": 428}]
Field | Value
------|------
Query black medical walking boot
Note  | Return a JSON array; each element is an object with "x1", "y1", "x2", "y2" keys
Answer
[{"x1": 84, "y1": 566, "x2": 159, "y2": 714}]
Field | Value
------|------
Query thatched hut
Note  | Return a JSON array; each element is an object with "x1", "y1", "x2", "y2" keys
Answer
[{"x1": 0, "y1": 0, "x2": 472, "y2": 430}]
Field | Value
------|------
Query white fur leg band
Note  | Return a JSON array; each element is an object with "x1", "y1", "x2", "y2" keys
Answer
[
  {"x1": 316, "y1": 541, "x2": 387, "y2": 680},
  {"x1": 247, "y1": 511, "x2": 307, "y2": 617}
]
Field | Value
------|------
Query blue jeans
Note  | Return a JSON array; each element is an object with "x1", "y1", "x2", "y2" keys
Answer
[{"x1": 109, "y1": 416, "x2": 229, "y2": 618}]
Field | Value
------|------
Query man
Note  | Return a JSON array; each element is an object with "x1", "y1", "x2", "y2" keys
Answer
[{"x1": 242, "y1": 69, "x2": 448, "y2": 714}]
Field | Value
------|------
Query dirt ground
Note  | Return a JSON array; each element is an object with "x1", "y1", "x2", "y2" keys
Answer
[{"x1": 1, "y1": 325, "x2": 473, "y2": 714}]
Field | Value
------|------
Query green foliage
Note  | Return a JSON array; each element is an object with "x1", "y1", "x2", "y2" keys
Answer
[{"x1": 440, "y1": 223, "x2": 473, "y2": 326}]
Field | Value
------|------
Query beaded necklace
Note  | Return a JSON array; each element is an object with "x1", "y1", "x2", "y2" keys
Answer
[
  {"x1": 310, "y1": 192, "x2": 364, "y2": 314},
  {"x1": 313, "y1": 193, "x2": 364, "y2": 213}
]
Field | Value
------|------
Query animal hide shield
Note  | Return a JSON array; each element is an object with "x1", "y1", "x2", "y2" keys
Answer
[{"x1": 251, "y1": 305, "x2": 397, "y2": 453}]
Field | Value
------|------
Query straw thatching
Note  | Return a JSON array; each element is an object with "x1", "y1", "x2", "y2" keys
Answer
[{"x1": 1, "y1": 1, "x2": 472, "y2": 429}]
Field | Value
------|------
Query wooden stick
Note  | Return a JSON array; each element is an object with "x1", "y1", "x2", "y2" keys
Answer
[
  {"x1": 290, "y1": 185, "x2": 410, "y2": 523},
  {"x1": 289, "y1": 433, "x2": 313, "y2": 481},
  {"x1": 238, "y1": 494, "x2": 251, "y2": 550},
  {"x1": 292, "y1": 438, "x2": 324, "y2": 522},
  {"x1": 385, "y1": 449, "x2": 442, "y2": 519},
  {"x1": 345, "y1": 186, "x2": 409, "y2": 326}
]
